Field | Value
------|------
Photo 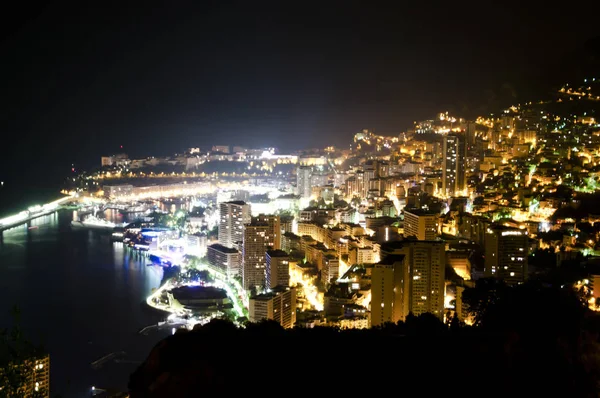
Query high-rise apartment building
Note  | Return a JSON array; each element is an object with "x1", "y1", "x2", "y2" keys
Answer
[
  {"x1": 297, "y1": 166, "x2": 313, "y2": 199},
  {"x1": 323, "y1": 255, "x2": 340, "y2": 285},
  {"x1": 375, "y1": 240, "x2": 447, "y2": 322},
  {"x1": 266, "y1": 250, "x2": 290, "y2": 289},
  {"x1": 371, "y1": 255, "x2": 408, "y2": 327},
  {"x1": 256, "y1": 213, "x2": 281, "y2": 250},
  {"x1": 442, "y1": 134, "x2": 466, "y2": 197},
  {"x1": 484, "y1": 224, "x2": 529, "y2": 285},
  {"x1": 207, "y1": 243, "x2": 241, "y2": 279},
  {"x1": 249, "y1": 286, "x2": 297, "y2": 328},
  {"x1": 243, "y1": 222, "x2": 269, "y2": 291},
  {"x1": 405, "y1": 241, "x2": 445, "y2": 317},
  {"x1": 403, "y1": 209, "x2": 438, "y2": 240},
  {"x1": 0, "y1": 354, "x2": 50, "y2": 397},
  {"x1": 218, "y1": 201, "x2": 251, "y2": 249},
  {"x1": 242, "y1": 215, "x2": 280, "y2": 290}
]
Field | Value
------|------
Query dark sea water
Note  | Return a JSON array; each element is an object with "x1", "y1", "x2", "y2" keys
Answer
[
  {"x1": 0, "y1": 161, "x2": 72, "y2": 219},
  {"x1": 0, "y1": 210, "x2": 170, "y2": 397}
]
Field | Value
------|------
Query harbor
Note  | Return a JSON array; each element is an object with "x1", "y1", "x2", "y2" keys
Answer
[{"x1": 0, "y1": 208, "x2": 168, "y2": 396}]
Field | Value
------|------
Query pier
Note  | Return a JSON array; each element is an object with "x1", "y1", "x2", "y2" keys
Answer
[
  {"x1": 90, "y1": 351, "x2": 127, "y2": 370},
  {"x1": 0, "y1": 196, "x2": 75, "y2": 232}
]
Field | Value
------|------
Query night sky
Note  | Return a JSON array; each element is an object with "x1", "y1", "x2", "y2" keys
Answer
[{"x1": 0, "y1": 1, "x2": 599, "y2": 198}]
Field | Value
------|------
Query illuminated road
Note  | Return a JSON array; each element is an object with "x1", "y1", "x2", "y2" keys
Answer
[
  {"x1": 145, "y1": 279, "x2": 187, "y2": 315},
  {"x1": 188, "y1": 262, "x2": 248, "y2": 318},
  {"x1": 145, "y1": 261, "x2": 248, "y2": 320}
]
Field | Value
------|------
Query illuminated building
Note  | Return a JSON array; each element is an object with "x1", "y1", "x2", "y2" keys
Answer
[
  {"x1": 344, "y1": 176, "x2": 357, "y2": 197},
  {"x1": 589, "y1": 275, "x2": 600, "y2": 306},
  {"x1": 242, "y1": 215, "x2": 280, "y2": 290},
  {"x1": 100, "y1": 153, "x2": 128, "y2": 167},
  {"x1": 379, "y1": 240, "x2": 446, "y2": 319},
  {"x1": 339, "y1": 316, "x2": 369, "y2": 329},
  {"x1": 310, "y1": 172, "x2": 329, "y2": 188},
  {"x1": 128, "y1": 181, "x2": 213, "y2": 199},
  {"x1": 348, "y1": 245, "x2": 376, "y2": 265},
  {"x1": 446, "y1": 250, "x2": 471, "y2": 280},
  {"x1": 282, "y1": 231, "x2": 302, "y2": 253},
  {"x1": 457, "y1": 214, "x2": 492, "y2": 245},
  {"x1": 313, "y1": 185, "x2": 335, "y2": 204},
  {"x1": 211, "y1": 145, "x2": 230, "y2": 153},
  {"x1": 0, "y1": 354, "x2": 50, "y2": 397},
  {"x1": 298, "y1": 155, "x2": 327, "y2": 166},
  {"x1": 186, "y1": 216, "x2": 205, "y2": 233},
  {"x1": 101, "y1": 156, "x2": 113, "y2": 167},
  {"x1": 484, "y1": 224, "x2": 529, "y2": 285},
  {"x1": 442, "y1": 134, "x2": 466, "y2": 197},
  {"x1": 324, "y1": 283, "x2": 357, "y2": 316},
  {"x1": 403, "y1": 209, "x2": 438, "y2": 240},
  {"x1": 278, "y1": 216, "x2": 294, "y2": 240},
  {"x1": 337, "y1": 207, "x2": 358, "y2": 224},
  {"x1": 255, "y1": 213, "x2": 281, "y2": 250},
  {"x1": 297, "y1": 222, "x2": 324, "y2": 244},
  {"x1": 242, "y1": 222, "x2": 269, "y2": 290},
  {"x1": 103, "y1": 184, "x2": 134, "y2": 199},
  {"x1": 380, "y1": 200, "x2": 397, "y2": 217},
  {"x1": 357, "y1": 170, "x2": 368, "y2": 198},
  {"x1": 249, "y1": 286, "x2": 297, "y2": 328},
  {"x1": 333, "y1": 171, "x2": 350, "y2": 188},
  {"x1": 299, "y1": 209, "x2": 317, "y2": 222},
  {"x1": 218, "y1": 201, "x2": 251, "y2": 249},
  {"x1": 207, "y1": 243, "x2": 241, "y2": 279},
  {"x1": 186, "y1": 233, "x2": 207, "y2": 257},
  {"x1": 371, "y1": 255, "x2": 408, "y2": 327},
  {"x1": 323, "y1": 254, "x2": 340, "y2": 285},
  {"x1": 518, "y1": 129, "x2": 537, "y2": 145},
  {"x1": 266, "y1": 250, "x2": 290, "y2": 289},
  {"x1": 296, "y1": 166, "x2": 313, "y2": 199}
]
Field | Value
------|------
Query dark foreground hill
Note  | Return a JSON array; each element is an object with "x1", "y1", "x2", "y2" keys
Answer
[{"x1": 129, "y1": 300, "x2": 600, "y2": 398}]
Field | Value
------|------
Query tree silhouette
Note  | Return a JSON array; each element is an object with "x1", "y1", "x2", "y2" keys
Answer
[{"x1": 461, "y1": 277, "x2": 509, "y2": 326}]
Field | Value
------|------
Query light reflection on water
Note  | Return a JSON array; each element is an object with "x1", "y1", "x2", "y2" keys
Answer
[{"x1": 0, "y1": 210, "x2": 168, "y2": 397}]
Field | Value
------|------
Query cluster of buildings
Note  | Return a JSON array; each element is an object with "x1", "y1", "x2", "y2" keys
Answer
[
  {"x1": 100, "y1": 146, "x2": 323, "y2": 174},
  {"x1": 93, "y1": 77, "x2": 600, "y2": 330},
  {"x1": 207, "y1": 79, "x2": 600, "y2": 329}
]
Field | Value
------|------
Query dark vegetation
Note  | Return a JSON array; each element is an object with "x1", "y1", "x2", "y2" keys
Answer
[{"x1": 129, "y1": 279, "x2": 600, "y2": 397}]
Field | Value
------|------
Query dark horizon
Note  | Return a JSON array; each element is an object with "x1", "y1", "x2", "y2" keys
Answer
[{"x1": 1, "y1": 1, "x2": 599, "y2": 192}]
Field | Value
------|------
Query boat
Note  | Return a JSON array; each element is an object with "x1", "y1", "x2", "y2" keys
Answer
[
  {"x1": 71, "y1": 215, "x2": 117, "y2": 230},
  {"x1": 111, "y1": 227, "x2": 126, "y2": 241},
  {"x1": 122, "y1": 204, "x2": 149, "y2": 213}
]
